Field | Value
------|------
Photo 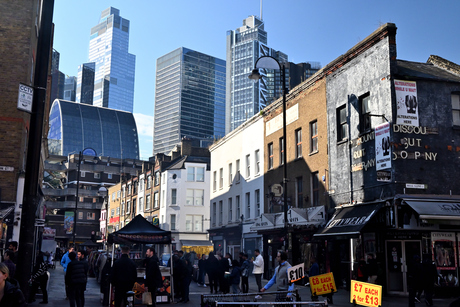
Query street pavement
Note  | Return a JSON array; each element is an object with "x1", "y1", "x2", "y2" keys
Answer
[{"x1": 28, "y1": 264, "x2": 460, "y2": 306}]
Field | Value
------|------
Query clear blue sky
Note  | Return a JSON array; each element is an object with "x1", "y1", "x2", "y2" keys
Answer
[{"x1": 52, "y1": 0, "x2": 460, "y2": 160}]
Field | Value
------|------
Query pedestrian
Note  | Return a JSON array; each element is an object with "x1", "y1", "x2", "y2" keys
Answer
[
  {"x1": 197, "y1": 254, "x2": 207, "y2": 287},
  {"x1": 111, "y1": 246, "x2": 137, "y2": 307},
  {"x1": 238, "y1": 252, "x2": 245, "y2": 266},
  {"x1": 3, "y1": 250, "x2": 16, "y2": 280},
  {"x1": 218, "y1": 253, "x2": 229, "y2": 293},
  {"x1": 421, "y1": 254, "x2": 437, "y2": 306},
  {"x1": 100, "y1": 253, "x2": 112, "y2": 307},
  {"x1": 308, "y1": 256, "x2": 320, "y2": 301},
  {"x1": 61, "y1": 245, "x2": 75, "y2": 300},
  {"x1": 366, "y1": 253, "x2": 378, "y2": 284},
  {"x1": 229, "y1": 259, "x2": 241, "y2": 295},
  {"x1": 408, "y1": 254, "x2": 422, "y2": 307},
  {"x1": 65, "y1": 251, "x2": 89, "y2": 307},
  {"x1": 0, "y1": 262, "x2": 26, "y2": 307},
  {"x1": 145, "y1": 247, "x2": 162, "y2": 306},
  {"x1": 206, "y1": 252, "x2": 219, "y2": 294},
  {"x1": 171, "y1": 254, "x2": 184, "y2": 300},
  {"x1": 180, "y1": 253, "x2": 193, "y2": 303},
  {"x1": 7, "y1": 241, "x2": 18, "y2": 265},
  {"x1": 28, "y1": 252, "x2": 49, "y2": 304},
  {"x1": 260, "y1": 251, "x2": 294, "y2": 302},
  {"x1": 250, "y1": 249, "x2": 264, "y2": 297},
  {"x1": 240, "y1": 253, "x2": 250, "y2": 293},
  {"x1": 356, "y1": 257, "x2": 367, "y2": 282}
]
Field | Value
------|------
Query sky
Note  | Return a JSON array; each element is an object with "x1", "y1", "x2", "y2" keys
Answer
[{"x1": 52, "y1": 0, "x2": 460, "y2": 160}]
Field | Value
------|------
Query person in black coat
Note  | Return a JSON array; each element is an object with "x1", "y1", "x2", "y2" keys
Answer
[
  {"x1": 229, "y1": 260, "x2": 241, "y2": 295},
  {"x1": 111, "y1": 246, "x2": 137, "y2": 307},
  {"x1": 100, "y1": 254, "x2": 112, "y2": 307},
  {"x1": 145, "y1": 247, "x2": 162, "y2": 307},
  {"x1": 0, "y1": 263, "x2": 26, "y2": 307},
  {"x1": 180, "y1": 253, "x2": 193, "y2": 303},
  {"x1": 171, "y1": 254, "x2": 185, "y2": 300},
  {"x1": 28, "y1": 252, "x2": 49, "y2": 304},
  {"x1": 65, "y1": 251, "x2": 89, "y2": 307},
  {"x1": 421, "y1": 254, "x2": 437, "y2": 306},
  {"x1": 206, "y1": 252, "x2": 219, "y2": 294}
]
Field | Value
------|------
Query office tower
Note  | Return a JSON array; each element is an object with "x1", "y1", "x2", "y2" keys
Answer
[
  {"x1": 48, "y1": 99, "x2": 139, "y2": 159},
  {"x1": 50, "y1": 50, "x2": 65, "y2": 103},
  {"x1": 76, "y1": 62, "x2": 95, "y2": 105},
  {"x1": 226, "y1": 15, "x2": 288, "y2": 133},
  {"x1": 153, "y1": 47, "x2": 226, "y2": 155},
  {"x1": 64, "y1": 76, "x2": 77, "y2": 101},
  {"x1": 287, "y1": 62, "x2": 321, "y2": 90},
  {"x1": 88, "y1": 7, "x2": 135, "y2": 112}
]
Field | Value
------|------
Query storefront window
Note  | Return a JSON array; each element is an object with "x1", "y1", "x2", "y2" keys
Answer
[{"x1": 432, "y1": 232, "x2": 458, "y2": 287}]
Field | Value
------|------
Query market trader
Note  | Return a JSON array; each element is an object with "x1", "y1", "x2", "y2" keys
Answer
[
  {"x1": 260, "y1": 251, "x2": 294, "y2": 301},
  {"x1": 111, "y1": 246, "x2": 137, "y2": 307}
]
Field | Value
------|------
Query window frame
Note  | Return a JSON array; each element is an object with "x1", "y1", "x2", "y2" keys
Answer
[
  {"x1": 255, "y1": 150, "x2": 260, "y2": 175},
  {"x1": 268, "y1": 143, "x2": 274, "y2": 170},
  {"x1": 337, "y1": 105, "x2": 348, "y2": 142},
  {"x1": 279, "y1": 137, "x2": 285, "y2": 166},
  {"x1": 359, "y1": 93, "x2": 371, "y2": 133},
  {"x1": 295, "y1": 128, "x2": 302, "y2": 158},
  {"x1": 310, "y1": 120, "x2": 318, "y2": 153},
  {"x1": 452, "y1": 93, "x2": 460, "y2": 126}
]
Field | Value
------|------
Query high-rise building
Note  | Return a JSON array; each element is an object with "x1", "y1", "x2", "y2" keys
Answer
[
  {"x1": 88, "y1": 7, "x2": 135, "y2": 112},
  {"x1": 153, "y1": 47, "x2": 226, "y2": 155},
  {"x1": 50, "y1": 50, "x2": 65, "y2": 104},
  {"x1": 226, "y1": 15, "x2": 288, "y2": 133},
  {"x1": 63, "y1": 76, "x2": 77, "y2": 101},
  {"x1": 76, "y1": 62, "x2": 95, "y2": 105}
]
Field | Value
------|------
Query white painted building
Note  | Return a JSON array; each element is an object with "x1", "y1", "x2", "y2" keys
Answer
[
  {"x1": 159, "y1": 147, "x2": 211, "y2": 252},
  {"x1": 209, "y1": 114, "x2": 264, "y2": 258}
]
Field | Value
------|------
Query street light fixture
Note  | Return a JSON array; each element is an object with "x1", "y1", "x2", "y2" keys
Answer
[
  {"x1": 98, "y1": 185, "x2": 109, "y2": 252},
  {"x1": 73, "y1": 147, "x2": 98, "y2": 247},
  {"x1": 249, "y1": 56, "x2": 290, "y2": 252}
]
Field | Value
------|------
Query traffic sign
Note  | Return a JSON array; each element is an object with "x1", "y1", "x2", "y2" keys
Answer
[
  {"x1": 271, "y1": 184, "x2": 283, "y2": 196},
  {"x1": 17, "y1": 83, "x2": 34, "y2": 113}
]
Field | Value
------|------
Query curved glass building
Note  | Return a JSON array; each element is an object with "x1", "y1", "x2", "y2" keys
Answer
[{"x1": 48, "y1": 99, "x2": 139, "y2": 159}]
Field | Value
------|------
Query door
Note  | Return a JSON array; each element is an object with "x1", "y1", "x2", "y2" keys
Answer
[{"x1": 386, "y1": 240, "x2": 421, "y2": 295}]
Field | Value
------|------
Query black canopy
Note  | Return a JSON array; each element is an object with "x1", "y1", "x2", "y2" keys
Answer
[
  {"x1": 108, "y1": 214, "x2": 172, "y2": 245},
  {"x1": 80, "y1": 240, "x2": 99, "y2": 247}
]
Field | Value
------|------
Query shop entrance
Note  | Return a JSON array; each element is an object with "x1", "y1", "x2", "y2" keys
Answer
[{"x1": 386, "y1": 240, "x2": 421, "y2": 295}]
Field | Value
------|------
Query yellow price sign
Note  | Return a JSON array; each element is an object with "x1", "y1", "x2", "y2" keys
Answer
[
  {"x1": 350, "y1": 280, "x2": 382, "y2": 307},
  {"x1": 309, "y1": 272, "x2": 336, "y2": 296}
]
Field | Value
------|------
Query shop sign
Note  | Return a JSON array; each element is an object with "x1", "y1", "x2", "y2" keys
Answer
[
  {"x1": 376, "y1": 170, "x2": 391, "y2": 182},
  {"x1": 309, "y1": 272, "x2": 337, "y2": 296},
  {"x1": 288, "y1": 263, "x2": 304, "y2": 283},
  {"x1": 375, "y1": 122, "x2": 391, "y2": 170},
  {"x1": 395, "y1": 80, "x2": 419, "y2": 126},
  {"x1": 350, "y1": 280, "x2": 382, "y2": 307}
]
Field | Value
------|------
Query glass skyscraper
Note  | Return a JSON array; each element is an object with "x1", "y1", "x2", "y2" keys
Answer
[
  {"x1": 89, "y1": 7, "x2": 135, "y2": 112},
  {"x1": 153, "y1": 47, "x2": 226, "y2": 155},
  {"x1": 226, "y1": 16, "x2": 288, "y2": 133},
  {"x1": 76, "y1": 62, "x2": 95, "y2": 105}
]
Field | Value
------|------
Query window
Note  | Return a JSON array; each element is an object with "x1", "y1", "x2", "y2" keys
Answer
[
  {"x1": 133, "y1": 182, "x2": 137, "y2": 194},
  {"x1": 122, "y1": 186, "x2": 126, "y2": 198},
  {"x1": 228, "y1": 163, "x2": 233, "y2": 185},
  {"x1": 228, "y1": 198, "x2": 233, "y2": 222},
  {"x1": 154, "y1": 192, "x2": 159, "y2": 208},
  {"x1": 310, "y1": 121, "x2": 318, "y2": 153},
  {"x1": 154, "y1": 172, "x2": 160, "y2": 186},
  {"x1": 132, "y1": 198, "x2": 136, "y2": 213},
  {"x1": 128, "y1": 184, "x2": 132, "y2": 195},
  {"x1": 94, "y1": 173, "x2": 100, "y2": 179},
  {"x1": 196, "y1": 167, "x2": 205, "y2": 182},
  {"x1": 255, "y1": 189, "x2": 260, "y2": 217},
  {"x1": 453, "y1": 94, "x2": 460, "y2": 126},
  {"x1": 121, "y1": 201, "x2": 125, "y2": 213},
  {"x1": 147, "y1": 176, "x2": 152, "y2": 189},
  {"x1": 146, "y1": 195, "x2": 151, "y2": 210},
  {"x1": 187, "y1": 167, "x2": 195, "y2": 181},
  {"x1": 186, "y1": 215, "x2": 203, "y2": 232},
  {"x1": 337, "y1": 105, "x2": 348, "y2": 141},
  {"x1": 80, "y1": 171, "x2": 85, "y2": 178},
  {"x1": 213, "y1": 171, "x2": 217, "y2": 191},
  {"x1": 162, "y1": 190, "x2": 165, "y2": 207},
  {"x1": 255, "y1": 150, "x2": 260, "y2": 175},
  {"x1": 236, "y1": 159, "x2": 240, "y2": 182},
  {"x1": 139, "y1": 197, "x2": 144, "y2": 212},
  {"x1": 108, "y1": 173, "x2": 112, "y2": 179},
  {"x1": 112, "y1": 192, "x2": 115, "y2": 201},
  {"x1": 219, "y1": 168, "x2": 223, "y2": 189},
  {"x1": 360, "y1": 94, "x2": 371, "y2": 132},
  {"x1": 139, "y1": 179, "x2": 144, "y2": 192},
  {"x1": 126, "y1": 201, "x2": 131, "y2": 213},
  {"x1": 188, "y1": 167, "x2": 204, "y2": 182},
  {"x1": 236, "y1": 195, "x2": 240, "y2": 220},
  {"x1": 268, "y1": 143, "x2": 274, "y2": 170},
  {"x1": 171, "y1": 214, "x2": 176, "y2": 230},
  {"x1": 78, "y1": 212, "x2": 83, "y2": 219},
  {"x1": 116, "y1": 207, "x2": 120, "y2": 215},
  {"x1": 212, "y1": 202, "x2": 217, "y2": 226},
  {"x1": 117, "y1": 190, "x2": 120, "y2": 199},
  {"x1": 246, "y1": 154, "x2": 250, "y2": 178},
  {"x1": 111, "y1": 209, "x2": 114, "y2": 217},
  {"x1": 279, "y1": 137, "x2": 285, "y2": 165},
  {"x1": 245, "y1": 192, "x2": 251, "y2": 219},
  {"x1": 311, "y1": 172, "x2": 319, "y2": 207},
  {"x1": 186, "y1": 189, "x2": 204, "y2": 206},
  {"x1": 219, "y1": 201, "x2": 223, "y2": 225},
  {"x1": 171, "y1": 189, "x2": 177, "y2": 205},
  {"x1": 295, "y1": 128, "x2": 302, "y2": 158},
  {"x1": 296, "y1": 177, "x2": 303, "y2": 208}
]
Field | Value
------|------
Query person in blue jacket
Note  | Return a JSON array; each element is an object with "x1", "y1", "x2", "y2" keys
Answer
[
  {"x1": 60, "y1": 246, "x2": 74, "y2": 299},
  {"x1": 260, "y1": 251, "x2": 294, "y2": 302}
]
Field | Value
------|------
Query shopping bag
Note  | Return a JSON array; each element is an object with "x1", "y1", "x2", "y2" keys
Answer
[{"x1": 143, "y1": 291, "x2": 152, "y2": 305}]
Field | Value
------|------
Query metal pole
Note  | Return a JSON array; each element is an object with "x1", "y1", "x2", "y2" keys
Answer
[
  {"x1": 73, "y1": 151, "x2": 82, "y2": 246},
  {"x1": 282, "y1": 65, "x2": 289, "y2": 252}
]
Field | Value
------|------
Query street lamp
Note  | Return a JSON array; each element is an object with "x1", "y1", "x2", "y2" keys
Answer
[
  {"x1": 98, "y1": 185, "x2": 109, "y2": 252},
  {"x1": 73, "y1": 147, "x2": 98, "y2": 247},
  {"x1": 249, "y1": 56, "x2": 290, "y2": 252}
]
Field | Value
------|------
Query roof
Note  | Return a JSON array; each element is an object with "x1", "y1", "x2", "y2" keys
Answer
[
  {"x1": 396, "y1": 60, "x2": 460, "y2": 82},
  {"x1": 165, "y1": 155, "x2": 210, "y2": 170}
]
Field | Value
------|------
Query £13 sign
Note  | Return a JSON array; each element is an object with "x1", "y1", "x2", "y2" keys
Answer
[
  {"x1": 309, "y1": 272, "x2": 337, "y2": 296},
  {"x1": 350, "y1": 280, "x2": 382, "y2": 307}
]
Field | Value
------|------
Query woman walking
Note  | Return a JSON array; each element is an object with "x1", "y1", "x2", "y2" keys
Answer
[
  {"x1": 28, "y1": 252, "x2": 49, "y2": 304},
  {"x1": 0, "y1": 263, "x2": 26, "y2": 306}
]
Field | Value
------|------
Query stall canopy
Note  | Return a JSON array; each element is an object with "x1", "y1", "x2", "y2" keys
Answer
[
  {"x1": 108, "y1": 214, "x2": 172, "y2": 245},
  {"x1": 403, "y1": 199, "x2": 460, "y2": 224},
  {"x1": 80, "y1": 240, "x2": 99, "y2": 247},
  {"x1": 314, "y1": 203, "x2": 383, "y2": 239}
]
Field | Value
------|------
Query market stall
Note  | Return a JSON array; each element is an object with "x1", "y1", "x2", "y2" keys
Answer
[{"x1": 108, "y1": 214, "x2": 173, "y2": 304}]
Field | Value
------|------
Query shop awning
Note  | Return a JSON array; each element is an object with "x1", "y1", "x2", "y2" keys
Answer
[
  {"x1": 251, "y1": 206, "x2": 326, "y2": 232},
  {"x1": 403, "y1": 200, "x2": 460, "y2": 223},
  {"x1": 314, "y1": 203, "x2": 383, "y2": 239},
  {"x1": 180, "y1": 240, "x2": 212, "y2": 246}
]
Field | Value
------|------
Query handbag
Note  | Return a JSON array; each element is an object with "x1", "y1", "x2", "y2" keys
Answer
[{"x1": 242, "y1": 268, "x2": 249, "y2": 277}]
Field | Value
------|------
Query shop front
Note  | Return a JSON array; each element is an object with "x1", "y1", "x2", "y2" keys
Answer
[{"x1": 208, "y1": 224, "x2": 242, "y2": 257}]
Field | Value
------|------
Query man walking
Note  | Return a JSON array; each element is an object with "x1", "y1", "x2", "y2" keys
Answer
[
  {"x1": 65, "y1": 251, "x2": 89, "y2": 307},
  {"x1": 145, "y1": 247, "x2": 162, "y2": 307},
  {"x1": 61, "y1": 246, "x2": 74, "y2": 299},
  {"x1": 3, "y1": 250, "x2": 16, "y2": 279},
  {"x1": 111, "y1": 246, "x2": 137, "y2": 307},
  {"x1": 260, "y1": 251, "x2": 294, "y2": 302},
  {"x1": 250, "y1": 249, "x2": 264, "y2": 297},
  {"x1": 7, "y1": 241, "x2": 18, "y2": 264}
]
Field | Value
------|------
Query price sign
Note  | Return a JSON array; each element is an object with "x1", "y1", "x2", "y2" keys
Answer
[
  {"x1": 350, "y1": 280, "x2": 382, "y2": 307},
  {"x1": 287, "y1": 263, "x2": 304, "y2": 282},
  {"x1": 309, "y1": 272, "x2": 337, "y2": 296}
]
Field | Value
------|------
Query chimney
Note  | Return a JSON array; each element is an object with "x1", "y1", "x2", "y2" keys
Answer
[{"x1": 181, "y1": 137, "x2": 192, "y2": 156}]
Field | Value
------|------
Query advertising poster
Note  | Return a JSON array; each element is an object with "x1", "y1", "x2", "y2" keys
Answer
[
  {"x1": 64, "y1": 211, "x2": 74, "y2": 234},
  {"x1": 351, "y1": 280, "x2": 382, "y2": 307},
  {"x1": 375, "y1": 122, "x2": 391, "y2": 171},
  {"x1": 432, "y1": 232, "x2": 458, "y2": 287},
  {"x1": 395, "y1": 80, "x2": 419, "y2": 126},
  {"x1": 309, "y1": 272, "x2": 337, "y2": 296}
]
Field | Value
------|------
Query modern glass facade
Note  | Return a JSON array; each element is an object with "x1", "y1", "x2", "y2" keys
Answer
[
  {"x1": 153, "y1": 47, "x2": 226, "y2": 155},
  {"x1": 48, "y1": 99, "x2": 139, "y2": 159},
  {"x1": 88, "y1": 7, "x2": 135, "y2": 112},
  {"x1": 226, "y1": 16, "x2": 288, "y2": 133},
  {"x1": 76, "y1": 62, "x2": 95, "y2": 105},
  {"x1": 64, "y1": 76, "x2": 77, "y2": 102}
]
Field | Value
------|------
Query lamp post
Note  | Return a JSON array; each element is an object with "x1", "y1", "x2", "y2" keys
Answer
[
  {"x1": 98, "y1": 186, "x2": 109, "y2": 252},
  {"x1": 73, "y1": 147, "x2": 97, "y2": 247},
  {"x1": 249, "y1": 56, "x2": 289, "y2": 252}
]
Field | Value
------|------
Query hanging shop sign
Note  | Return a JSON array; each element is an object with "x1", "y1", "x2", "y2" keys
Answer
[{"x1": 375, "y1": 122, "x2": 391, "y2": 171}]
